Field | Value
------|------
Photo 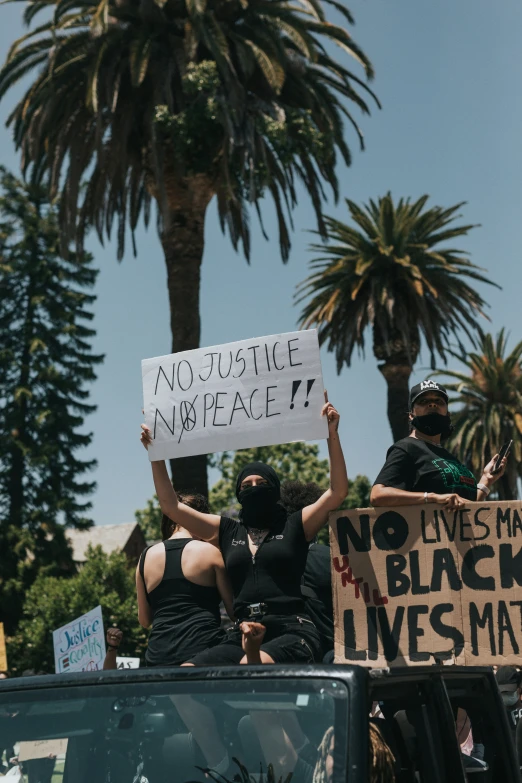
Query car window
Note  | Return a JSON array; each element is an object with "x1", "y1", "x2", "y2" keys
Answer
[
  {"x1": 444, "y1": 671, "x2": 520, "y2": 783},
  {"x1": 0, "y1": 677, "x2": 349, "y2": 783},
  {"x1": 370, "y1": 675, "x2": 465, "y2": 783}
]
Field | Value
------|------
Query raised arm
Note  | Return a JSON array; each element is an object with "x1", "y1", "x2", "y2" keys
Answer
[
  {"x1": 141, "y1": 425, "x2": 220, "y2": 542},
  {"x1": 302, "y1": 395, "x2": 349, "y2": 542}
]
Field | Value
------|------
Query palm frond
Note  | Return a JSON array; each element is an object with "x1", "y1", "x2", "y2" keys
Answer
[
  {"x1": 433, "y1": 332, "x2": 522, "y2": 498},
  {"x1": 0, "y1": 0, "x2": 377, "y2": 264},
  {"x1": 296, "y1": 193, "x2": 496, "y2": 375}
]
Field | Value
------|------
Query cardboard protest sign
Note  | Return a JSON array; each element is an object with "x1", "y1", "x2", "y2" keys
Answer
[
  {"x1": 116, "y1": 656, "x2": 140, "y2": 669},
  {"x1": 330, "y1": 502, "x2": 522, "y2": 666},
  {"x1": 18, "y1": 739, "x2": 68, "y2": 762},
  {"x1": 0, "y1": 622, "x2": 7, "y2": 671},
  {"x1": 142, "y1": 330, "x2": 328, "y2": 461},
  {"x1": 53, "y1": 606, "x2": 105, "y2": 674}
]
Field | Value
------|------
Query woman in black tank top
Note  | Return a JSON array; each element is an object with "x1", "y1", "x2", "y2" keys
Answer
[
  {"x1": 136, "y1": 494, "x2": 234, "y2": 666},
  {"x1": 140, "y1": 396, "x2": 348, "y2": 666}
]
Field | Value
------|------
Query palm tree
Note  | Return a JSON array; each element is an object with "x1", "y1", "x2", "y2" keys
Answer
[
  {"x1": 296, "y1": 193, "x2": 497, "y2": 441},
  {"x1": 0, "y1": 0, "x2": 378, "y2": 494},
  {"x1": 435, "y1": 330, "x2": 522, "y2": 500}
]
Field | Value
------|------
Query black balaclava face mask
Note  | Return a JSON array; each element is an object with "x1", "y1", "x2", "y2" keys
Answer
[
  {"x1": 236, "y1": 462, "x2": 286, "y2": 530},
  {"x1": 411, "y1": 412, "x2": 453, "y2": 438}
]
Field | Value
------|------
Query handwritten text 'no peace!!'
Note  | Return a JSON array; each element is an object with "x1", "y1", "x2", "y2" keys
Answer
[{"x1": 152, "y1": 381, "x2": 319, "y2": 444}]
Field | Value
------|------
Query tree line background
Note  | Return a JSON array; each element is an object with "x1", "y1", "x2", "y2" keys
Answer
[{"x1": 0, "y1": 0, "x2": 520, "y2": 671}]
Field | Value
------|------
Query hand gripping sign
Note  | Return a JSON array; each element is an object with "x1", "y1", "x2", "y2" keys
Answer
[
  {"x1": 142, "y1": 330, "x2": 328, "y2": 461},
  {"x1": 330, "y1": 502, "x2": 522, "y2": 667}
]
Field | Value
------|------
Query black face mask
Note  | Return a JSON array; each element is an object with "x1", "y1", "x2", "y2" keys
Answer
[
  {"x1": 502, "y1": 691, "x2": 520, "y2": 708},
  {"x1": 238, "y1": 485, "x2": 281, "y2": 530},
  {"x1": 411, "y1": 412, "x2": 452, "y2": 437}
]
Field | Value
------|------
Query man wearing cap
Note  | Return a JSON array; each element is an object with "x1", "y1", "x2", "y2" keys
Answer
[
  {"x1": 496, "y1": 666, "x2": 522, "y2": 735},
  {"x1": 371, "y1": 379, "x2": 507, "y2": 509}
]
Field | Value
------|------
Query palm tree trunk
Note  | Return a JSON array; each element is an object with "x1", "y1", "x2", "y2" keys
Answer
[
  {"x1": 159, "y1": 174, "x2": 214, "y2": 495},
  {"x1": 377, "y1": 360, "x2": 412, "y2": 442},
  {"x1": 373, "y1": 324, "x2": 418, "y2": 442}
]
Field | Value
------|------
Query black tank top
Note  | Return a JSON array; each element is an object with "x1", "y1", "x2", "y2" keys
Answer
[
  {"x1": 219, "y1": 511, "x2": 308, "y2": 620},
  {"x1": 140, "y1": 539, "x2": 225, "y2": 666}
]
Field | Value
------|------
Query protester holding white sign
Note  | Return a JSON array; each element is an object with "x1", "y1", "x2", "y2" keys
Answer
[{"x1": 140, "y1": 382, "x2": 348, "y2": 666}]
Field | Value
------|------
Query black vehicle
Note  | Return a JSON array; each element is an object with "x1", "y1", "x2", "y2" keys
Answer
[
  {"x1": 0, "y1": 664, "x2": 518, "y2": 783},
  {"x1": 368, "y1": 666, "x2": 520, "y2": 783}
]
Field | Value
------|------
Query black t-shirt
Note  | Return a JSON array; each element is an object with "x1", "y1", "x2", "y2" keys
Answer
[
  {"x1": 374, "y1": 437, "x2": 478, "y2": 500},
  {"x1": 302, "y1": 543, "x2": 333, "y2": 656},
  {"x1": 219, "y1": 511, "x2": 308, "y2": 619},
  {"x1": 507, "y1": 699, "x2": 522, "y2": 732}
]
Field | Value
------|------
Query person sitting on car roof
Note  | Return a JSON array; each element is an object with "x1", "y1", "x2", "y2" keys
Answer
[
  {"x1": 136, "y1": 492, "x2": 234, "y2": 667},
  {"x1": 371, "y1": 380, "x2": 507, "y2": 511},
  {"x1": 140, "y1": 393, "x2": 348, "y2": 666}
]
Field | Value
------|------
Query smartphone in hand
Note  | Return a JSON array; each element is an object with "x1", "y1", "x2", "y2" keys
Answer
[{"x1": 493, "y1": 440, "x2": 513, "y2": 474}]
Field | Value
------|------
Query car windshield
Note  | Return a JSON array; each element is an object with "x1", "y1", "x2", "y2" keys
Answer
[{"x1": 0, "y1": 676, "x2": 349, "y2": 783}]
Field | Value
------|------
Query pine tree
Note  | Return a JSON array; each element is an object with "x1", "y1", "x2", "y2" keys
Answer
[{"x1": 0, "y1": 168, "x2": 103, "y2": 633}]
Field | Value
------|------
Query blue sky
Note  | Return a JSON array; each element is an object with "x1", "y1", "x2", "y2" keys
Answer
[{"x1": 0, "y1": 0, "x2": 520, "y2": 525}]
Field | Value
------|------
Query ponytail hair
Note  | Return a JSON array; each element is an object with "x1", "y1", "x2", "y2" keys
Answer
[{"x1": 161, "y1": 513, "x2": 176, "y2": 541}]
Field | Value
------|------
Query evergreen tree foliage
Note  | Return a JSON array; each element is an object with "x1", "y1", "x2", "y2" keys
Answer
[
  {"x1": 345, "y1": 474, "x2": 371, "y2": 510},
  {"x1": 135, "y1": 495, "x2": 163, "y2": 545},
  {"x1": 7, "y1": 545, "x2": 147, "y2": 674},
  {"x1": 0, "y1": 168, "x2": 103, "y2": 633}
]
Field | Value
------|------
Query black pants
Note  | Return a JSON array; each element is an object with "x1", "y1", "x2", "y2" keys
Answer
[{"x1": 188, "y1": 614, "x2": 322, "y2": 665}]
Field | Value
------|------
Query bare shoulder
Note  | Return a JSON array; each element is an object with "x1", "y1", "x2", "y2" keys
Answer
[
  {"x1": 186, "y1": 540, "x2": 224, "y2": 565},
  {"x1": 145, "y1": 542, "x2": 165, "y2": 562}
]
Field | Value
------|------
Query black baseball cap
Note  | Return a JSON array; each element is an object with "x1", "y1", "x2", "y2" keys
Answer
[
  {"x1": 496, "y1": 666, "x2": 520, "y2": 692},
  {"x1": 409, "y1": 380, "x2": 449, "y2": 409}
]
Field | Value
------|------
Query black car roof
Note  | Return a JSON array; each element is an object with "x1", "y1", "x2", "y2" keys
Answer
[
  {"x1": 0, "y1": 663, "x2": 369, "y2": 694},
  {"x1": 0, "y1": 663, "x2": 497, "y2": 695}
]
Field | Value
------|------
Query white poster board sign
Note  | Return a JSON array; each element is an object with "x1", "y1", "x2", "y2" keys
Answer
[
  {"x1": 116, "y1": 656, "x2": 140, "y2": 669},
  {"x1": 53, "y1": 606, "x2": 105, "y2": 674},
  {"x1": 142, "y1": 329, "x2": 328, "y2": 461},
  {"x1": 18, "y1": 739, "x2": 68, "y2": 762}
]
